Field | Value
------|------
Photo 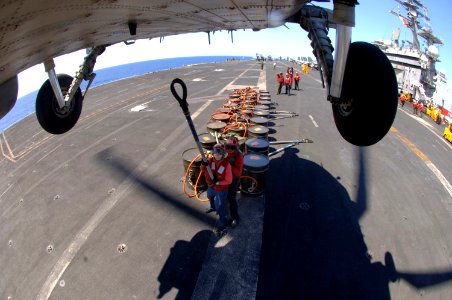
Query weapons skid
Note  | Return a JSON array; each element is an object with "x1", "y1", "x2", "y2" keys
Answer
[
  {"x1": 269, "y1": 139, "x2": 314, "y2": 145},
  {"x1": 268, "y1": 139, "x2": 313, "y2": 157},
  {"x1": 270, "y1": 115, "x2": 299, "y2": 120},
  {"x1": 267, "y1": 110, "x2": 298, "y2": 120},
  {"x1": 269, "y1": 110, "x2": 297, "y2": 114}
]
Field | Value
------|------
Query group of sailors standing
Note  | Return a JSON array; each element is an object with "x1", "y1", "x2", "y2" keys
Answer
[{"x1": 276, "y1": 67, "x2": 301, "y2": 96}]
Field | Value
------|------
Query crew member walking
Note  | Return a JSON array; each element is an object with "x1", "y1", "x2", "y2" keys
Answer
[
  {"x1": 202, "y1": 144, "x2": 233, "y2": 235},
  {"x1": 224, "y1": 137, "x2": 244, "y2": 225}
]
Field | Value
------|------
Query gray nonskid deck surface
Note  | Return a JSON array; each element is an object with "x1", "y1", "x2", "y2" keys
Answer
[
  {"x1": 1, "y1": 60, "x2": 452, "y2": 300},
  {"x1": 0, "y1": 60, "x2": 267, "y2": 300},
  {"x1": 191, "y1": 195, "x2": 264, "y2": 300}
]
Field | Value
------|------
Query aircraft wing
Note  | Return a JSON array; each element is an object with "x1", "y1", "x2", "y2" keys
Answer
[{"x1": 0, "y1": 0, "x2": 308, "y2": 86}]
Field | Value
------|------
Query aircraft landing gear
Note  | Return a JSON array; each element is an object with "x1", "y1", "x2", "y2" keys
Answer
[
  {"x1": 36, "y1": 74, "x2": 83, "y2": 134},
  {"x1": 299, "y1": 1, "x2": 398, "y2": 146},
  {"x1": 35, "y1": 45, "x2": 106, "y2": 134},
  {"x1": 332, "y1": 42, "x2": 398, "y2": 146}
]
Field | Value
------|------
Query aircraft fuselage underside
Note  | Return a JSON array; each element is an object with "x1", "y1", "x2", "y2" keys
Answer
[{"x1": 0, "y1": 0, "x2": 397, "y2": 146}]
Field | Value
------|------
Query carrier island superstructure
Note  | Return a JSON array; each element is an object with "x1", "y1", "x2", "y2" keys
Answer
[{"x1": 372, "y1": 0, "x2": 445, "y2": 103}]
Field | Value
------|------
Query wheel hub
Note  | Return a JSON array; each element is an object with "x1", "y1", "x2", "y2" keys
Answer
[
  {"x1": 53, "y1": 92, "x2": 73, "y2": 117},
  {"x1": 337, "y1": 97, "x2": 354, "y2": 117},
  {"x1": 55, "y1": 104, "x2": 71, "y2": 116}
]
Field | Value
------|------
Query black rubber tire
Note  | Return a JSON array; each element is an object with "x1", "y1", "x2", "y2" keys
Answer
[
  {"x1": 36, "y1": 74, "x2": 83, "y2": 134},
  {"x1": 332, "y1": 42, "x2": 398, "y2": 146}
]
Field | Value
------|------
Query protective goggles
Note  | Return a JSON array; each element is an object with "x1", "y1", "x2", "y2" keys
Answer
[
  {"x1": 225, "y1": 145, "x2": 236, "y2": 150},
  {"x1": 212, "y1": 147, "x2": 225, "y2": 154}
]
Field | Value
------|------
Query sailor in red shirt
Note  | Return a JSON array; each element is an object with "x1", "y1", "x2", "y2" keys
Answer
[
  {"x1": 201, "y1": 143, "x2": 233, "y2": 233},
  {"x1": 224, "y1": 137, "x2": 244, "y2": 225},
  {"x1": 284, "y1": 73, "x2": 292, "y2": 95},
  {"x1": 294, "y1": 72, "x2": 300, "y2": 90},
  {"x1": 276, "y1": 72, "x2": 284, "y2": 94}
]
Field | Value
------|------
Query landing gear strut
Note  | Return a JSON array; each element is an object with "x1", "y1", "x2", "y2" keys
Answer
[
  {"x1": 298, "y1": 1, "x2": 398, "y2": 146},
  {"x1": 36, "y1": 45, "x2": 106, "y2": 134},
  {"x1": 36, "y1": 74, "x2": 83, "y2": 134}
]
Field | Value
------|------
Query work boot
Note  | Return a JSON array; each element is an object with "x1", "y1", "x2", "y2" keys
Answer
[
  {"x1": 205, "y1": 207, "x2": 216, "y2": 214},
  {"x1": 214, "y1": 225, "x2": 227, "y2": 237}
]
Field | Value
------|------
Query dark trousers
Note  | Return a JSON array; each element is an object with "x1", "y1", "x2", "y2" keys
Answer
[
  {"x1": 295, "y1": 80, "x2": 299, "y2": 90},
  {"x1": 285, "y1": 84, "x2": 291, "y2": 95},
  {"x1": 277, "y1": 83, "x2": 283, "y2": 94},
  {"x1": 227, "y1": 177, "x2": 240, "y2": 220}
]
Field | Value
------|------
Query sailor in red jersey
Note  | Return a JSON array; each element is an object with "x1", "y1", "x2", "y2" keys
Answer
[
  {"x1": 284, "y1": 73, "x2": 292, "y2": 95},
  {"x1": 201, "y1": 143, "x2": 233, "y2": 234},
  {"x1": 276, "y1": 72, "x2": 284, "y2": 94},
  {"x1": 294, "y1": 72, "x2": 300, "y2": 90},
  {"x1": 224, "y1": 137, "x2": 244, "y2": 225}
]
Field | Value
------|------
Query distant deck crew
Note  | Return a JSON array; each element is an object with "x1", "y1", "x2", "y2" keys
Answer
[
  {"x1": 284, "y1": 73, "x2": 292, "y2": 96},
  {"x1": 276, "y1": 72, "x2": 284, "y2": 94},
  {"x1": 294, "y1": 72, "x2": 300, "y2": 90},
  {"x1": 399, "y1": 92, "x2": 406, "y2": 107}
]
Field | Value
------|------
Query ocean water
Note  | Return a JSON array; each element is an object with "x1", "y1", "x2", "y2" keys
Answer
[{"x1": 0, "y1": 55, "x2": 251, "y2": 132}]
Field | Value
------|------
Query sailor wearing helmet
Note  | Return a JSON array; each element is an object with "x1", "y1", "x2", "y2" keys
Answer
[
  {"x1": 201, "y1": 143, "x2": 233, "y2": 234},
  {"x1": 224, "y1": 137, "x2": 244, "y2": 225}
]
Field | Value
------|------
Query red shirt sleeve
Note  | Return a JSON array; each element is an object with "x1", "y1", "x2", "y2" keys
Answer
[{"x1": 231, "y1": 153, "x2": 244, "y2": 178}]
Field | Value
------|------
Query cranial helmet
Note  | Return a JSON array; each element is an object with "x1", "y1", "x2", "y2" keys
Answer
[
  {"x1": 225, "y1": 137, "x2": 239, "y2": 150},
  {"x1": 212, "y1": 143, "x2": 225, "y2": 155}
]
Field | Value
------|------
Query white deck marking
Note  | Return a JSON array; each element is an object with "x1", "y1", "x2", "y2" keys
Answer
[
  {"x1": 398, "y1": 107, "x2": 452, "y2": 150},
  {"x1": 391, "y1": 127, "x2": 452, "y2": 200},
  {"x1": 309, "y1": 115, "x2": 319, "y2": 127},
  {"x1": 36, "y1": 118, "x2": 146, "y2": 300},
  {"x1": 0, "y1": 182, "x2": 14, "y2": 203},
  {"x1": 217, "y1": 66, "x2": 257, "y2": 95},
  {"x1": 130, "y1": 104, "x2": 147, "y2": 112},
  {"x1": 257, "y1": 67, "x2": 266, "y2": 91},
  {"x1": 425, "y1": 161, "x2": 452, "y2": 200}
]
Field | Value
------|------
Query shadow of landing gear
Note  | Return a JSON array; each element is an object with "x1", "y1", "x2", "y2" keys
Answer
[{"x1": 256, "y1": 148, "x2": 452, "y2": 299}]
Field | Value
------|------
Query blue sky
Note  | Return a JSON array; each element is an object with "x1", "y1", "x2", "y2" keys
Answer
[
  {"x1": 17, "y1": 0, "x2": 452, "y2": 103},
  {"x1": 354, "y1": 0, "x2": 451, "y2": 77}
]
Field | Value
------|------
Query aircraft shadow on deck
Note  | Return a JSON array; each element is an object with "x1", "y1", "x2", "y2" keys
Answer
[
  {"x1": 256, "y1": 147, "x2": 452, "y2": 300},
  {"x1": 95, "y1": 148, "x2": 215, "y2": 299},
  {"x1": 96, "y1": 148, "x2": 216, "y2": 227},
  {"x1": 157, "y1": 230, "x2": 211, "y2": 299},
  {"x1": 95, "y1": 147, "x2": 452, "y2": 299}
]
